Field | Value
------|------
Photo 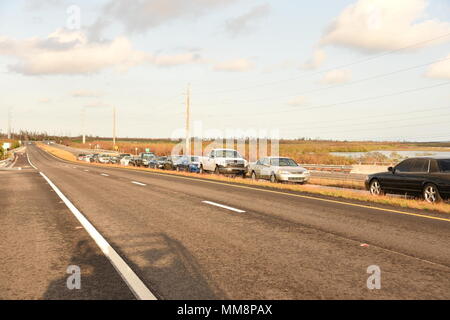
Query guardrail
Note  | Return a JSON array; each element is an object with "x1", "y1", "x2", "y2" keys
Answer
[{"x1": 301, "y1": 164, "x2": 353, "y2": 174}]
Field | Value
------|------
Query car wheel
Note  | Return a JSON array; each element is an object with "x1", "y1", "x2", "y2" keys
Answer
[
  {"x1": 214, "y1": 166, "x2": 220, "y2": 175},
  {"x1": 423, "y1": 183, "x2": 442, "y2": 203},
  {"x1": 369, "y1": 179, "x2": 384, "y2": 196},
  {"x1": 270, "y1": 173, "x2": 277, "y2": 183},
  {"x1": 251, "y1": 171, "x2": 257, "y2": 181}
]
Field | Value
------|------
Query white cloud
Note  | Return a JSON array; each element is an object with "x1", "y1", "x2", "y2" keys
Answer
[
  {"x1": 213, "y1": 58, "x2": 254, "y2": 72},
  {"x1": 320, "y1": 69, "x2": 352, "y2": 84},
  {"x1": 320, "y1": 0, "x2": 450, "y2": 52},
  {"x1": 225, "y1": 4, "x2": 271, "y2": 36},
  {"x1": 0, "y1": 29, "x2": 204, "y2": 75},
  {"x1": 287, "y1": 96, "x2": 307, "y2": 106},
  {"x1": 302, "y1": 49, "x2": 326, "y2": 70},
  {"x1": 426, "y1": 54, "x2": 450, "y2": 79},
  {"x1": 72, "y1": 90, "x2": 103, "y2": 98},
  {"x1": 100, "y1": 0, "x2": 239, "y2": 34}
]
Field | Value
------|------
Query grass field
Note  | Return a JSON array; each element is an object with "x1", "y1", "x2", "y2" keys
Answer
[{"x1": 38, "y1": 142, "x2": 450, "y2": 214}]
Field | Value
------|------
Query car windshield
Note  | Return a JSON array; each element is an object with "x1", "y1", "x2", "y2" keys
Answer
[
  {"x1": 215, "y1": 150, "x2": 241, "y2": 158},
  {"x1": 190, "y1": 157, "x2": 199, "y2": 162},
  {"x1": 270, "y1": 158, "x2": 298, "y2": 167},
  {"x1": 438, "y1": 159, "x2": 450, "y2": 172},
  {"x1": 157, "y1": 157, "x2": 167, "y2": 161}
]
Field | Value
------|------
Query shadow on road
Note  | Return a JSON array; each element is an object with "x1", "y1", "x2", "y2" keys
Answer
[
  {"x1": 113, "y1": 232, "x2": 228, "y2": 300},
  {"x1": 42, "y1": 240, "x2": 134, "y2": 300}
]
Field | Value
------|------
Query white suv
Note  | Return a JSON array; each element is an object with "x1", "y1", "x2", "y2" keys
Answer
[{"x1": 200, "y1": 149, "x2": 248, "y2": 177}]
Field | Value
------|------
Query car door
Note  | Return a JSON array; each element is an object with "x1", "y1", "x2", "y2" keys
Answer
[
  {"x1": 382, "y1": 159, "x2": 414, "y2": 191},
  {"x1": 390, "y1": 159, "x2": 419, "y2": 193},
  {"x1": 205, "y1": 151, "x2": 215, "y2": 171},
  {"x1": 253, "y1": 159, "x2": 264, "y2": 178},
  {"x1": 406, "y1": 159, "x2": 430, "y2": 193},
  {"x1": 260, "y1": 158, "x2": 272, "y2": 179},
  {"x1": 255, "y1": 158, "x2": 265, "y2": 179}
]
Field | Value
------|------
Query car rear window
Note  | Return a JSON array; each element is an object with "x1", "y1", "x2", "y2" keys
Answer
[{"x1": 438, "y1": 159, "x2": 450, "y2": 172}]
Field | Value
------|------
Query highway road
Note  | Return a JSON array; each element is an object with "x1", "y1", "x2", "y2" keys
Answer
[{"x1": 1, "y1": 143, "x2": 450, "y2": 299}]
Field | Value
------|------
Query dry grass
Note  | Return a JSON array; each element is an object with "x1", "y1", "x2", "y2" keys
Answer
[
  {"x1": 38, "y1": 143, "x2": 77, "y2": 161},
  {"x1": 38, "y1": 143, "x2": 450, "y2": 214},
  {"x1": 309, "y1": 177, "x2": 365, "y2": 190}
]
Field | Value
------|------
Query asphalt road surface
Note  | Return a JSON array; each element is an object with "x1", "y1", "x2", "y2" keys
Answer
[{"x1": 1, "y1": 144, "x2": 450, "y2": 299}]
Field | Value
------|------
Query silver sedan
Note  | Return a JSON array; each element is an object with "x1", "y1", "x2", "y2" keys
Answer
[{"x1": 249, "y1": 157, "x2": 310, "y2": 183}]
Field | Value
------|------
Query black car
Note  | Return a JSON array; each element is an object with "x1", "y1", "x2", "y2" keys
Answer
[
  {"x1": 129, "y1": 156, "x2": 144, "y2": 167},
  {"x1": 149, "y1": 156, "x2": 171, "y2": 169},
  {"x1": 161, "y1": 155, "x2": 183, "y2": 171},
  {"x1": 365, "y1": 157, "x2": 450, "y2": 203}
]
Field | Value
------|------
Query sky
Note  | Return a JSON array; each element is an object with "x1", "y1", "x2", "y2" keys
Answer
[{"x1": 1, "y1": 0, "x2": 450, "y2": 141}]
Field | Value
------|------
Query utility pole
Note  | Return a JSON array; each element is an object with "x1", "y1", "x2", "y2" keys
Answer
[
  {"x1": 185, "y1": 84, "x2": 191, "y2": 155},
  {"x1": 7, "y1": 107, "x2": 11, "y2": 139},
  {"x1": 113, "y1": 107, "x2": 116, "y2": 149},
  {"x1": 82, "y1": 107, "x2": 86, "y2": 144}
]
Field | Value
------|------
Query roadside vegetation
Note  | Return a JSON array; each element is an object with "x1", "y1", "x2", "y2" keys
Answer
[
  {"x1": 61, "y1": 138, "x2": 450, "y2": 166},
  {"x1": 37, "y1": 142, "x2": 450, "y2": 214},
  {"x1": 0, "y1": 139, "x2": 21, "y2": 160}
]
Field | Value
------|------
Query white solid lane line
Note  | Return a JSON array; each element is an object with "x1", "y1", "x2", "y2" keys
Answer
[
  {"x1": 100, "y1": 173, "x2": 109, "y2": 176},
  {"x1": 39, "y1": 171, "x2": 157, "y2": 300},
  {"x1": 26, "y1": 150, "x2": 38, "y2": 170},
  {"x1": 202, "y1": 201, "x2": 246, "y2": 213},
  {"x1": 131, "y1": 181, "x2": 146, "y2": 186}
]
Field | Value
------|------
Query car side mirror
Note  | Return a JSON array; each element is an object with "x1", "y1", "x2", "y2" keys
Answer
[{"x1": 388, "y1": 166, "x2": 394, "y2": 173}]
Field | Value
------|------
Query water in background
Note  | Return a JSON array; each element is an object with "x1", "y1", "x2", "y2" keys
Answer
[{"x1": 331, "y1": 150, "x2": 450, "y2": 159}]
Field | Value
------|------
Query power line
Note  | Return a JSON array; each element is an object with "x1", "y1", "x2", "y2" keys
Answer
[
  {"x1": 283, "y1": 118, "x2": 450, "y2": 136},
  {"x1": 194, "y1": 32, "x2": 450, "y2": 95},
  {"x1": 281, "y1": 110, "x2": 450, "y2": 131},
  {"x1": 271, "y1": 106, "x2": 450, "y2": 128},
  {"x1": 201, "y1": 81, "x2": 450, "y2": 119},
  {"x1": 195, "y1": 57, "x2": 450, "y2": 107}
]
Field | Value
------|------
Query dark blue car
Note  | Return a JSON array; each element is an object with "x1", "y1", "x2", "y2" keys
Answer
[{"x1": 175, "y1": 156, "x2": 201, "y2": 173}]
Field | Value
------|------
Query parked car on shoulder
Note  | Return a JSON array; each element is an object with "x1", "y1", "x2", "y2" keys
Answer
[
  {"x1": 249, "y1": 157, "x2": 310, "y2": 183},
  {"x1": 91, "y1": 153, "x2": 100, "y2": 163},
  {"x1": 366, "y1": 157, "x2": 450, "y2": 203},
  {"x1": 162, "y1": 155, "x2": 183, "y2": 170},
  {"x1": 83, "y1": 154, "x2": 94, "y2": 163},
  {"x1": 175, "y1": 156, "x2": 201, "y2": 173},
  {"x1": 98, "y1": 154, "x2": 111, "y2": 164},
  {"x1": 138, "y1": 152, "x2": 156, "y2": 167},
  {"x1": 200, "y1": 149, "x2": 247, "y2": 177},
  {"x1": 120, "y1": 155, "x2": 133, "y2": 166},
  {"x1": 77, "y1": 153, "x2": 86, "y2": 161},
  {"x1": 109, "y1": 156, "x2": 120, "y2": 164},
  {"x1": 129, "y1": 156, "x2": 144, "y2": 167},
  {"x1": 148, "y1": 156, "x2": 170, "y2": 169}
]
